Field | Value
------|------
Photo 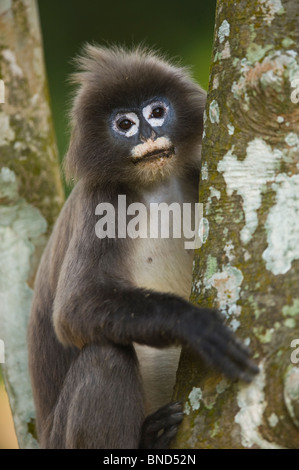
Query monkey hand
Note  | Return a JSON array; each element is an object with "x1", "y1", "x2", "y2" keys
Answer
[{"x1": 182, "y1": 309, "x2": 259, "y2": 383}]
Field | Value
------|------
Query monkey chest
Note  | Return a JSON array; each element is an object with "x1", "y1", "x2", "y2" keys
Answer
[
  {"x1": 127, "y1": 175, "x2": 196, "y2": 298},
  {"x1": 130, "y1": 236, "x2": 194, "y2": 300}
]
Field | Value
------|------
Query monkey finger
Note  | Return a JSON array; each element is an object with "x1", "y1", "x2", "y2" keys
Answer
[
  {"x1": 198, "y1": 341, "x2": 259, "y2": 382},
  {"x1": 206, "y1": 332, "x2": 260, "y2": 376},
  {"x1": 187, "y1": 319, "x2": 259, "y2": 377}
]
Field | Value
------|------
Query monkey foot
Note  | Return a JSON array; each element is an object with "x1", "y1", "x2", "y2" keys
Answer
[{"x1": 139, "y1": 401, "x2": 183, "y2": 449}]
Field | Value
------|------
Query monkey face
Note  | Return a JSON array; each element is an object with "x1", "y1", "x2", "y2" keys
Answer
[
  {"x1": 109, "y1": 98, "x2": 177, "y2": 183},
  {"x1": 65, "y1": 46, "x2": 206, "y2": 188}
]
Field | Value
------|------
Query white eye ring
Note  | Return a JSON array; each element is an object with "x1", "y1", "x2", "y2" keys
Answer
[
  {"x1": 142, "y1": 101, "x2": 168, "y2": 127},
  {"x1": 113, "y1": 112, "x2": 139, "y2": 137}
]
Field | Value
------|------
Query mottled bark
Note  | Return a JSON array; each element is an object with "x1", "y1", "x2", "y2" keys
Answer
[
  {"x1": 173, "y1": 0, "x2": 299, "y2": 449},
  {"x1": 0, "y1": 0, "x2": 64, "y2": 448}
]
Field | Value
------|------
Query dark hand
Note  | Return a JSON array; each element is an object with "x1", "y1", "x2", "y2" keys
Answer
[{"x1": 182, "y1": 309, "x2": 259, "y2": 382}]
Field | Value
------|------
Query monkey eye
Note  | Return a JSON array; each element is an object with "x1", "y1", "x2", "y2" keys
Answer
[
  {"x1": 113, "y1": 112, "x2": 139, "y2": 137},
  {"x1": 118, "y1": 119, "x2": 133, "y2": 130},
  {"x1": 150, "y1": 107, "x2": 164, "y2": 119},
  {"x1": 143, "y1": 100, "x2": 169, "y2": 127}
]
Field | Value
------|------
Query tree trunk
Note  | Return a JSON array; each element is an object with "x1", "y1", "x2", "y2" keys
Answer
[
  {"x1": 173, "y1": 0, "x2": 299, "y2": 449},
  {"x1": 0, "y1": 0, "x2": 64, "y2": 448}
]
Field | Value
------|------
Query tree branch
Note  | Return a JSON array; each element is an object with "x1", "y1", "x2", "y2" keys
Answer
[
  {"x1": 173, "y1": 0, "x2": 299, "y2": 449},
  {"x1": 0, "y1": 0, "x2": 64, "y2": 448}
]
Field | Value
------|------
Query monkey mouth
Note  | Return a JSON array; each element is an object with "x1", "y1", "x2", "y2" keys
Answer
[{"x1": 131, "y1": 146, "x2": 175, "y2": 165}]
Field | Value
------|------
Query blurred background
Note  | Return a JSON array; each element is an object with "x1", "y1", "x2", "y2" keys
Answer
[{"x1": 0, "y1": 0, "x2": 216, "y2": 448}]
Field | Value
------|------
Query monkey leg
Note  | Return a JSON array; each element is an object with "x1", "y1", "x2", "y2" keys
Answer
[{"x1": 43, "y1": 343, "x2": 144, "y2": 449}]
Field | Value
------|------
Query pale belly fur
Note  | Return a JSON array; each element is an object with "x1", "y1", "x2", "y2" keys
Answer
[{"x1": 131, "y1": 235, "x2": 194, "y2": 415}]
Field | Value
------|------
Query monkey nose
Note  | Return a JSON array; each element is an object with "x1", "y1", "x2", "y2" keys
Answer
[{"x1": 139, "y1": 121, "x2": 157, "y2": 142}]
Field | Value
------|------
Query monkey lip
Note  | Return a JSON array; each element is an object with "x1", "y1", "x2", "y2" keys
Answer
[{"x1": 131, "y1": 146, "x2": 175, "y2": 165}]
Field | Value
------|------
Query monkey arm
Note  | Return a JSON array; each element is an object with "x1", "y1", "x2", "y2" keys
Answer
[
  {"x1": 96, "y1": 284, "x2": 258, "y2": 382},
  {"x1": 53, "y1": 269, "x2": 258, "y2": 382}
]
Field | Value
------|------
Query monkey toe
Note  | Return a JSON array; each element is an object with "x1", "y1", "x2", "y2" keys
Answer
[
  {"x1": 139, "y1": 401, "x2": 183, "y2": 449},
  {"x1": 151, "y1": 424, "x2": 180, "y2": 449}
]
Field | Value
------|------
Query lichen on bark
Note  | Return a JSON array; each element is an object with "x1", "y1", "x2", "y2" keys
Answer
[{"x1": 173, "y1": 0, "x2": 299, "y2": 449}]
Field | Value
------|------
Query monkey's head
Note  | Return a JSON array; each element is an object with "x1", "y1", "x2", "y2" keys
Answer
[{"x1": 65, "y1": 45, "x2": 206, "y2": 189}]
